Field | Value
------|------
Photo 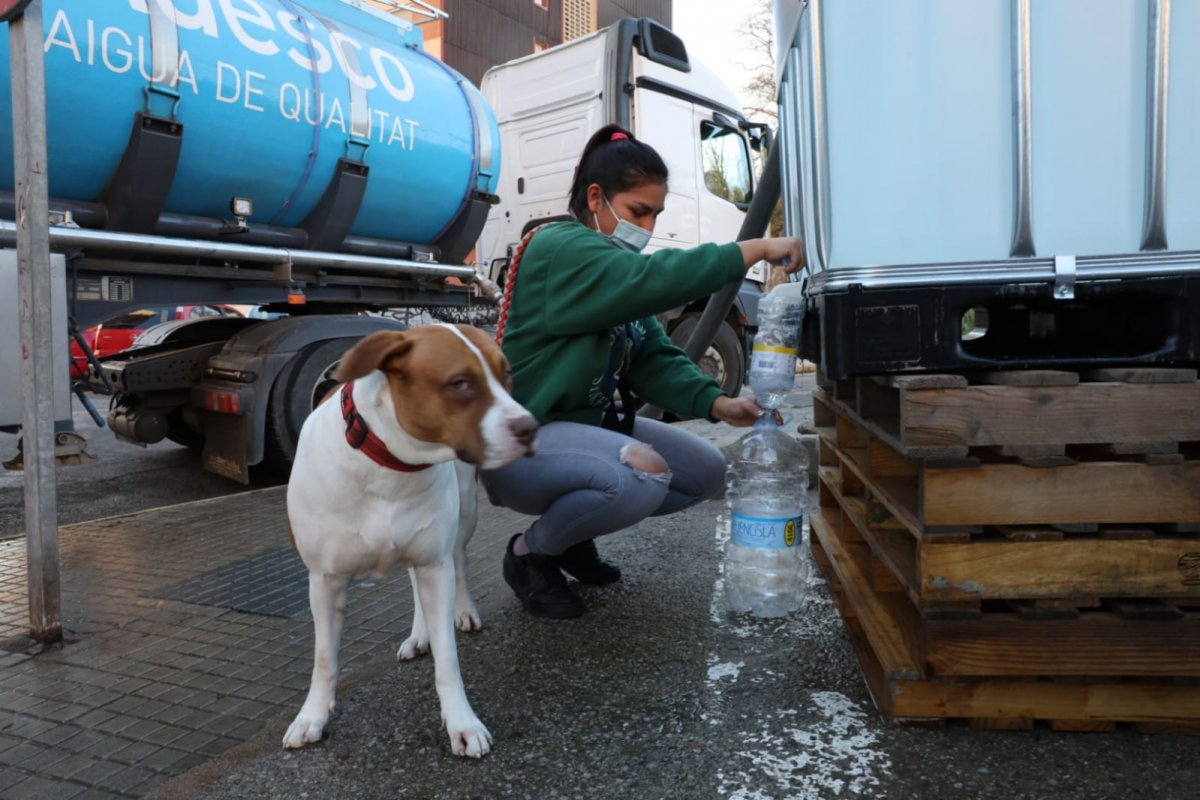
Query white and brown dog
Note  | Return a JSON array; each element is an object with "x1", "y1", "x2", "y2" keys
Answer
[{"x1": 282, "y1": 324, "x2": 537, "y2": 757}]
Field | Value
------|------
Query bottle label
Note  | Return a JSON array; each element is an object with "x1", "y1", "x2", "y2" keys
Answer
[
  {"x1": 731, "y1": 512, "x2": 803, "y2": 549},
  {"x1": 749, "y1": 346, "x2": 797, "y2": 375}
]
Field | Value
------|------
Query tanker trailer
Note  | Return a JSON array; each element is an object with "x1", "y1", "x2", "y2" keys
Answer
[{"x1": 0, "y1": 0, "x2": 500, "y2": 481}]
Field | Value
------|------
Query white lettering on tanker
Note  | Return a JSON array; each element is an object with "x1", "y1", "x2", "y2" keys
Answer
[
  {"x1": 278, "y1": 12, "x2": 332, "y2": 73},
  {"x1": 44, "y1": 6, "x2": 423, "y2": 152},
  {"x1": 124, "y1": 0, "x2": 417, "y2": 104},
  {"x1": 102, "y1": 26, "x2": 134, "y2": 74},
  {"x1": 217, "y1": 0, "x2": 281, "y2": 57},
  {"x1": 129, "y1": 0, "x2": 220, "y2": 37},
  {"x1": 49, "y1": 9, "x2": 199, "y2": 89}
]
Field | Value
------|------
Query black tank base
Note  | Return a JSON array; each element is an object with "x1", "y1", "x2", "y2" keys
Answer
[{"x1": 802, "y1": 274, "x2": 1200, "y2": 381}]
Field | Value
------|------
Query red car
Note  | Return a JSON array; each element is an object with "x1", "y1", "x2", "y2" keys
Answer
[{"x1": 69, "y1": 305, "x2": 244, "y2": 378}]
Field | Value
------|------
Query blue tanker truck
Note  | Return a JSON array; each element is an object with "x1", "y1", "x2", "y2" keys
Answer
[{"x1": 0, "y1": 0, "x2": 498, "y2": 481}]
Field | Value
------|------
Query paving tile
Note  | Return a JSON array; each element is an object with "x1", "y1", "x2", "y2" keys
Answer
[
  {"x1": 0, "y1": 767, "x2": 28, "y2": 792},
  {"x1": 96, "y1": 765, "x2": 157, "y2": 794},
  {"x1": 57, "y1": 730, "x2": 121, "y2": 759},
  {"x1": 68, "y1": 711, "x2": 117, "y2": 732},
  {"x1": 0, "y1": 774, "x2": 84, "y2": 800},
  {"x1": 67, "y1": 789, "x2": 124, "y2": 800},
  {"x1": 135, "y1": 747, "x2": 190, "y2": 774},
  {"x1": 107, "y1": 740, "x2": 161, "y2": 766},
  {"x1": 63, "y1": 756, "x2": 125, "y2": 786},
  {"x1": 31, "y1": 723, "x2": 86, "y2": 747}
]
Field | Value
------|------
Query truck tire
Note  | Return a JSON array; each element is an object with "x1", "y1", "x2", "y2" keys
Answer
[
  {"x1": 263, "y1": 337, "x2": 360, "y2": 474},
  {"x1": 669, "y1": 314, "x2": 745, "y2": 401}
]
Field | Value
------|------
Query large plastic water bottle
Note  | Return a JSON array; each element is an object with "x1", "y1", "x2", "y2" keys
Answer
[
  {"x1": 723, "y1": 413, "x2": 810, "y2": 617},
  {"x1": 747, "y1": 281, "x2": 806, "y2": 410}
]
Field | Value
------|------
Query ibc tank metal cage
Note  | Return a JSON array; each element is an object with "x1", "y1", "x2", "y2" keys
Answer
[{"x1": 775, "y1": 0, "x2": 1200, "y2": 380}]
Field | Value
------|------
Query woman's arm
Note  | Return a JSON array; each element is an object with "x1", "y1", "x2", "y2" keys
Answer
[{"x1": 737, "y1": 238, "x2": 805, "y2": 272}]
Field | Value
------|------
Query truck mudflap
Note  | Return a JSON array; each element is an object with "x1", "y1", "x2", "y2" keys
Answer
[
  {"x1": 806, "y1": 273, "x2": 1200, "y2": 380},
  {"x1": 200, "y1": 412, "x2": 255, "y2": 484}
]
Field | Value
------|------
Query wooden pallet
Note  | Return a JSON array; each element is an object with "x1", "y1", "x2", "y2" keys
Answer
[
  {"x1": 811, "y1": 370, "x2": 1200, "y2": 731},
  {"x1": 812, "y1": 509, "x2": 1200, "y2": 732}
]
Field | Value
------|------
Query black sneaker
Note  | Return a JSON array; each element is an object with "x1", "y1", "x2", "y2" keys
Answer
[
  {"x1": 557, "y1": 539, "x2": 621, "y2": 585},
  {"x1": 503, "y1": 535, "x2": 585, "y2": 619}
]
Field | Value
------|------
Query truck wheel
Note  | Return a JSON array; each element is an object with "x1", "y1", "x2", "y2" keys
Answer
[
  {"x1": 669, "y1": 314, "x2": 745, "y2": 401},
  {"x1": 263, "y1": 337, "x2": 359, "y2": 474}
]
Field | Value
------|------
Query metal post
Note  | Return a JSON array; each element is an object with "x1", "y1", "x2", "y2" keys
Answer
[{"x1": 10, "y1": 0, "x2": 63, "y2": 644}]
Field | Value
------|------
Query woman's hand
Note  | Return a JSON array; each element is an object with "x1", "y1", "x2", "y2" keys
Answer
[
  {"x1": 739, "y1": 237, "x2": 804, "y2": 275},
  {"x1": 710, "y1": 395, "x2": 763, "y2": 427}
]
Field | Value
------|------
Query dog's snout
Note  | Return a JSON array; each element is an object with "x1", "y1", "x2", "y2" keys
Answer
[{"x1": 510, "y1": 415, "x2": 538, "y2": 450}]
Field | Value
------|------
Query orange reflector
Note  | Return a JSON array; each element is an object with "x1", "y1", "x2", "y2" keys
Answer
[{"x1": 287, "y1": 293, "x2": 306, "y2": 305}]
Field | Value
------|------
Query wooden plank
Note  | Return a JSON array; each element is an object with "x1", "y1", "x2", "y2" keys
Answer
[
  {"x1": 830, "y1": 437, "x2": 924, "y2": 538},
  {"x1": 974, "y1": 370, "x2": 1080, "y2": 386},
  {"x1": 816, "y1": 386, "x2": 968, "y2": 459},
  {"x1": 1082, "y1": 367, "x2": 1198, "y2": 384},
  {"x1": 858, "y1": 379, "x2": 901, "y2": 440},
  {"x1": 920, "y1": 539, "x2": 1200, "y2": 601},
  {"x1": 869, "y1": 436, "x2": 918, "y2": 480},
  {"x1": 873, "y1": 374, "x2": 968, "y2": 390},
  {"x1": 864, "y1": 491, "x2": 906, "y2": 531},
  {"x1": 837, "y1": 487, "x2": 921, "y2": 606},
  {"x1": 920, "y1": 462, "x2": 1200, "y2": 526},
  {"x1": 817, "y1": 433, "x2": 839, "y2": 468},
  {"x1": 890, "y1": 678, "x2": 1200, "y2": 725},
  {"x1": 812, "y1": 391, "x2": 836, "y2": 428},
  {"x1": 810, "y1": 509, "x2": 924, "y2": 679},
  {"x1": 835, "y1": 413, "x2": 868, "y2": 449},
  {"x1": 924, "y1": 613, "x2": 1200, "y2": 677},
  {"x1": 901, "y1": 382, "x2": 1200, "y2": 449}
]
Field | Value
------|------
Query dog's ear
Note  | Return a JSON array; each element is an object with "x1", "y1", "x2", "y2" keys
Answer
[{"x1": 334, "y1": 331, "x2": 412, "y2": 382}]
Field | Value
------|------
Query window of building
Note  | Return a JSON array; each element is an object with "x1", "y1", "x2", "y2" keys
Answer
[
  {"x1": 700, "y1": 121, "x2": 752, "y2": 204},
  {"x1": 534, "y1": 0, "x2": 549, "y2": 9}
]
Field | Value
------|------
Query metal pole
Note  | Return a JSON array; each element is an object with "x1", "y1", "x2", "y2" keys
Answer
[{"x1": 10, "y1": 0, "x2": 63, "y2": 644}]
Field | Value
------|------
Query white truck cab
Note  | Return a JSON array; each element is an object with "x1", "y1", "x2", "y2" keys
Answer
[{"x1": 476, "y1": 18, "x2": 768, "y2": 396}]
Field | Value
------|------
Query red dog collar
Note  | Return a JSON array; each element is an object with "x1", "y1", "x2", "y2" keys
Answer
[{"x1": 340, "y1": 381, "x2": 432, "y2": 472}]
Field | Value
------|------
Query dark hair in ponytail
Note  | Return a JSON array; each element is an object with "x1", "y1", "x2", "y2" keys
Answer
[{"x1": 567, "y1": 124, "x2": 669, "y2": 222}]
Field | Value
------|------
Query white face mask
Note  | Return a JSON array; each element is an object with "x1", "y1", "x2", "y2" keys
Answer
[{"x1": 597, "y1": 195, "x2": 653, "y2": 253}]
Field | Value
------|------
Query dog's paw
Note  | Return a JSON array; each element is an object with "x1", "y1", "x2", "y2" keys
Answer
[
  {"x1": 455, "y1": 602, "x2": 482, "y2": 633},
  {"x1": 446, "y1": 716, "x2": 492, "y2": 758},
  {"x1": 397, "y1": 635, "x2": 430, "y2": 661},
  {"x1": 282, "y1": 712, "x2": 328, "y2": 749}
]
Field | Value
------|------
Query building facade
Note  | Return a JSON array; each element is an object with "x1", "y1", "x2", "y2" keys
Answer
[{"x1": 373, "y1": 0, "x2": 672, "y2": 87}]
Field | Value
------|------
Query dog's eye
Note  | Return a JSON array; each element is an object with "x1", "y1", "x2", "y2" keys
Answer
[{"x1": 447, "y1": 378, "x2": 473, "y2": 394}]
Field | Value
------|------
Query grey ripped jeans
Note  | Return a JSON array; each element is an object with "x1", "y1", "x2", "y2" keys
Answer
[{"x1": 480, "y1": 418, "x2": 727, "y2": 556}]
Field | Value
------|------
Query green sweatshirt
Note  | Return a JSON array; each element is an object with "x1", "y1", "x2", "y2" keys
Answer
[{"x1": 500, "y1": 221, "x2": 747, "y2": 426}]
